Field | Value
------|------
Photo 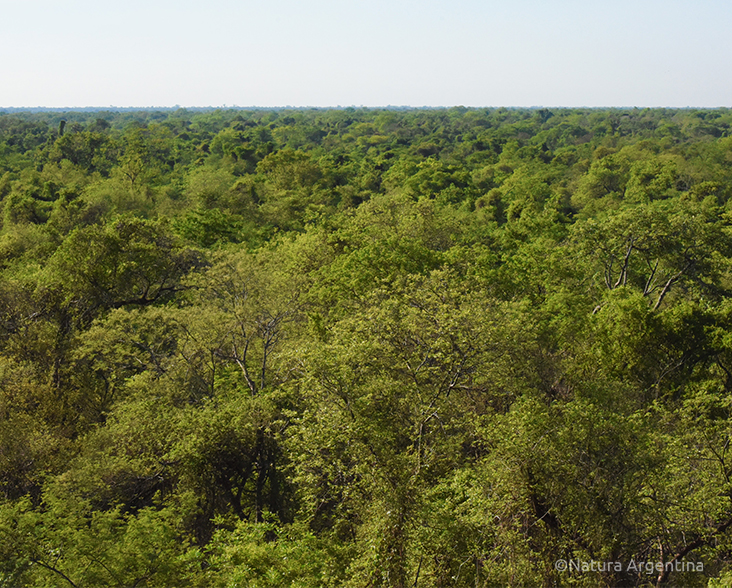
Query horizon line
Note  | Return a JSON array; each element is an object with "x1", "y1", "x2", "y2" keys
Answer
[{"x1": 1, "y1": 105, "x2": 729, "y2": 112}]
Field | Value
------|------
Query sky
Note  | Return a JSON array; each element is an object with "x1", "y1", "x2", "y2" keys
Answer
[{"x1": 1, "y1": 0, "x2": 730, "y2": 108}]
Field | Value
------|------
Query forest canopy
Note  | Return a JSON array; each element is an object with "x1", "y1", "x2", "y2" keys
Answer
[{"x1": 2, "y1": 106, "x2": 732, "y2": 587}]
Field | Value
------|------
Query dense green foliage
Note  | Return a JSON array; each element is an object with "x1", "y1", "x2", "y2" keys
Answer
[{"x1": 2, "y1": 106, "x2": 732, "y2": 586}]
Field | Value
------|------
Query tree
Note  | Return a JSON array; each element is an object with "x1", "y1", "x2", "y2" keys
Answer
[{"x1": 44, "y1": 216, "x2": 201, "y2": 321}]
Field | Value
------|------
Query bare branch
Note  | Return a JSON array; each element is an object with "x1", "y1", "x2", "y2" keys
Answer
[
  {"x1": 643, "y1": 258, "x2": 660, "y2": 296},
  {"x1": 613, "y1": 237, "x2": 635, "y2": 288},
  {"x1": 653, "y1": 261, "x2": 693, "y2": 311}
]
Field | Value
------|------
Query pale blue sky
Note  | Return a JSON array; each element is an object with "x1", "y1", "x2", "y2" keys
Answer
[{"x1": 1, "y1": 0, "x2": 730, "y2": 107}]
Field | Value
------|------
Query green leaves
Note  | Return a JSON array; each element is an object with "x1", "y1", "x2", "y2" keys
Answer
[
  {"x1": 45, "y1": 217, "x2": 201, "y2": 319},
  {"x1": 0, "y1": 496, "x2": 195, "y2": 588},
  {"x1": 4, "y1": 107, "x2": 732, "y2": 587},
  {"x1": 200, "y1": 519, "x2": 352, "y2": 588}
]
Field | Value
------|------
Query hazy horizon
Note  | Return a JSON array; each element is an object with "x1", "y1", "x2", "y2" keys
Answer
[{"x1": 2, "y1": 105, "x2": 729, "y2": 111}]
